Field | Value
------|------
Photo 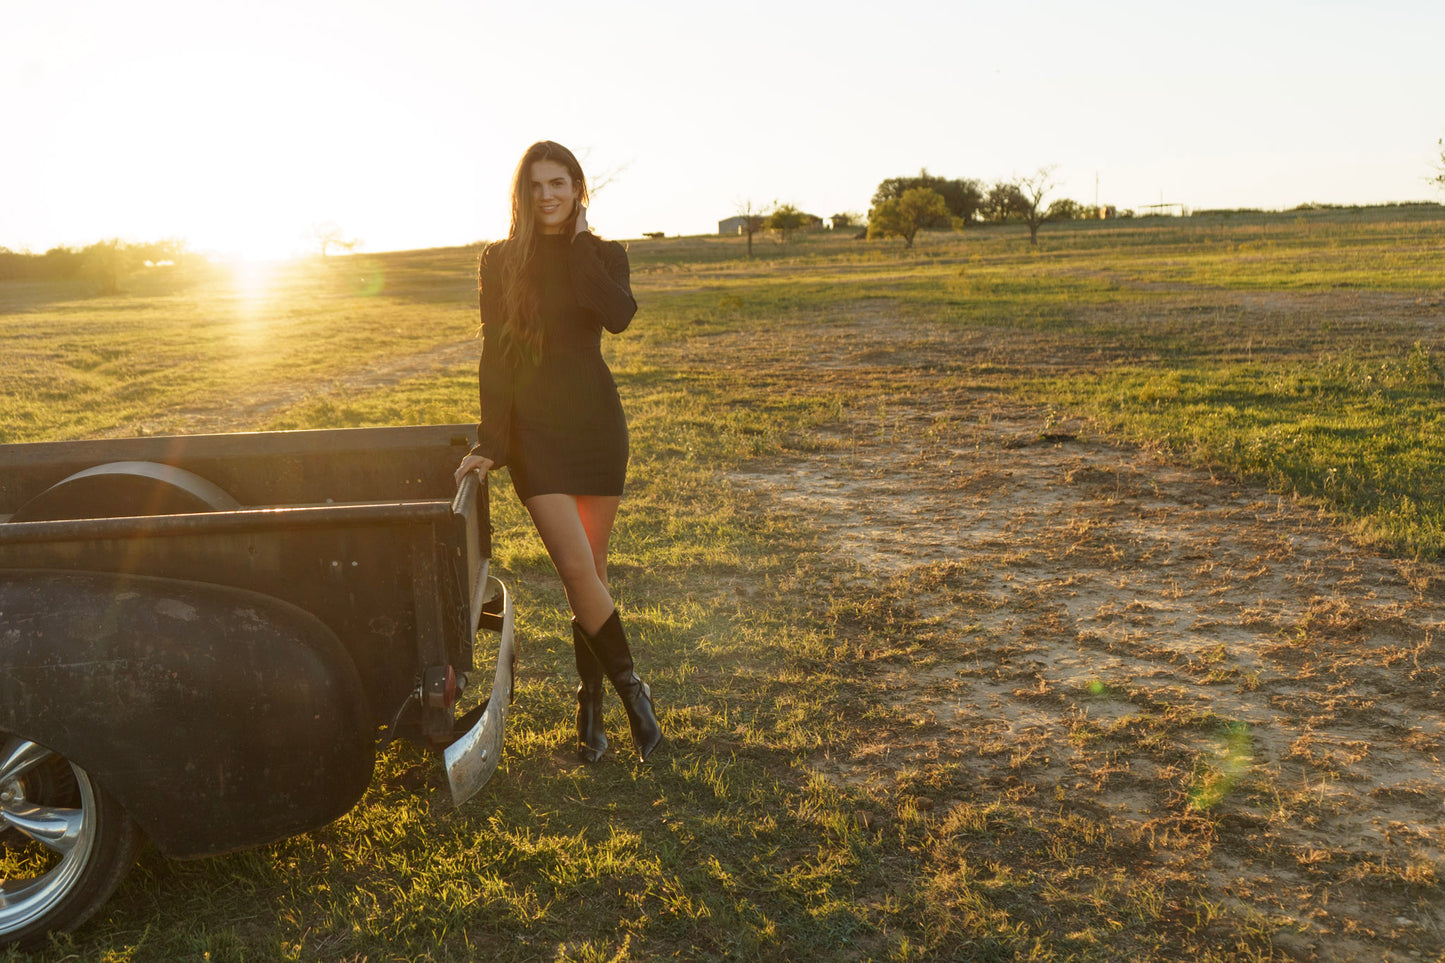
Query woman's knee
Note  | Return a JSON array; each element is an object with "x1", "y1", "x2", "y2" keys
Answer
[{"x1": 555, "y1": 553, "x2": 605, "y2": 593}]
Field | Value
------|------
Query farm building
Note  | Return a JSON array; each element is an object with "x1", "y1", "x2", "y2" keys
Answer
[
  {"x1": 719, "y1": 212, "x2": 826, "y2": 234},
  {"x1": 718, "y1": 213, "x2": 827, "y2": 235},
  {"x1": 718, "y1": 215, "x2": 751, "y2": 235}
]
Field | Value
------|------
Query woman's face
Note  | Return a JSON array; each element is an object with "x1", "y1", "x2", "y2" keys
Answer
[{"x1": 530, "y1": 159, "x2": 578, "y2": 234}]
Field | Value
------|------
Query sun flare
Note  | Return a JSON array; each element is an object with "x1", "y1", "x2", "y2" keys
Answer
[{"x1": 229, "y1": 259, "x2": 279, "y2": 302}]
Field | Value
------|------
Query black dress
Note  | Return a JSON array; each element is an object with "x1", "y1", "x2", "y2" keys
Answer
[{"x1": 470, "y1": 232, "x2": 636, "y2": 501}]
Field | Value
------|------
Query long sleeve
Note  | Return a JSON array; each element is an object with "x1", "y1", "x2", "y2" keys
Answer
[
  {"x1": 471, "y1": 243, "x2": 514, "y2": 466},
  {"x1": 568, "y1": 234, "x2": 636, "y2": 333}
]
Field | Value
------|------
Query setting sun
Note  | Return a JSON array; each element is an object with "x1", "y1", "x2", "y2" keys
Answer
[
  {"x1": 227, "y1": 257, "x2": 279, "y2": 304},
  {"x1": 4, "y1": 1, "x2": 1445, "y2": 956}
]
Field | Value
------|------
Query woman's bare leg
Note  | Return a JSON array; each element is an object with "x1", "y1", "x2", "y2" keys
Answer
[
  {"x1": 525, "y1": 493, "x2": 617, "y2": 634},
  {"x1": 576, "y1": 494, "x2": 621, "y2": 587},
  {"x1": 530, "y1": 494, "x2": 659, "y2": 759}
]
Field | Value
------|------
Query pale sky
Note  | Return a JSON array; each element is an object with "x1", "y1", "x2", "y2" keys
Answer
[{"x1": 4, "y1": 0, "x2": 1443, "y2": 259}]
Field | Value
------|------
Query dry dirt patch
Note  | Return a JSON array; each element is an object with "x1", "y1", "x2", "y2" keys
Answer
[{"x1": 732, "y1": 396, "x2": 1444, "y2": 960}]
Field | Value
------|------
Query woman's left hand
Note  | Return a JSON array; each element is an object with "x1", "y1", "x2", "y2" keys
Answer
[
  {"x1": 454, "y1": 453, "x2": 494, "y2": 486},
  {"x1": 573, "y1": 203, "x2": 589, "y2": 236}
]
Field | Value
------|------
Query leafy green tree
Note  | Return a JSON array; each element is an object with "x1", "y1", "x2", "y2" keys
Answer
[
  {"x1": 982, "y1": 180, "x2": 1026, "y2": 224},
  {"x1": 766, "y1": 203, "x2": 807, "y2": 243},
  {"x1": 41, "y1": 246, "x2": 84, "y2": 281},
  {"x1": 872, "y1": 170, "x2": 983, "y2": 225},
  {"x1": 81, "y1": 239, "x2": 135, "y2": 294},
  {"x1": 1045, "y1": 198, "x2": 1090, "y2": 221},
  {"x1": 868, "y1": 187, "x2": 949, "y2": 248}
]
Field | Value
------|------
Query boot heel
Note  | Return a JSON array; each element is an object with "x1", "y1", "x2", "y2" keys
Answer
[{"x1": 628, "y1": 679, "x2": 662, "y2": 761}]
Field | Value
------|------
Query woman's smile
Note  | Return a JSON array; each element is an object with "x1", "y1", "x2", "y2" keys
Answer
[{"x1": 531, "y1": 159, "x2": 577, "y2": 234}]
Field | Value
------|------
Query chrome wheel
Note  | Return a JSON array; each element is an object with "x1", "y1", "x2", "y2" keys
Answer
[{"x1": 0, "y1": 735, "x2": 140, "y2": 948}]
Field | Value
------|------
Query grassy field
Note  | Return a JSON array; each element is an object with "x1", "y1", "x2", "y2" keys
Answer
[{"x1": 3, "y1": 207, "x2": 1444, "y2": 961}]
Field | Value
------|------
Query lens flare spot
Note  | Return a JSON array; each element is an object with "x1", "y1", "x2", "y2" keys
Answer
[
  {"x1": 1188, "y1": 721, "x2": 1254, "y2": 812},
  {"x1": 355, "y1": 269, "x2": 384, "y2": 297}
]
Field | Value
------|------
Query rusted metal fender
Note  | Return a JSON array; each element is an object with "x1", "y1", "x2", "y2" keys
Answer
[{"x1": 0, "y1": 569, "x2": 375, "y2": 859}]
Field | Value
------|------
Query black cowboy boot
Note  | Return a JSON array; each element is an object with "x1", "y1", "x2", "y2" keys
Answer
[
  {"x1": 583, "y1": 609, "x2": 662, "y2": 761},
  {"x1": 572, "y1": 619, "x2": 608, "y2": 763}
]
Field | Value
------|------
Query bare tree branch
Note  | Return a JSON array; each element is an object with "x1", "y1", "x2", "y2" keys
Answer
[
  {"x1": 589, "y1": 160, "x2": 631, "y2": 196},
  {"x1": 734, "y1": 199, "x2": 774, "y2": 258},
  {"x1": 1015, "y1": 166, "x2": 1058, "y2": 247},
  {"x1": 575, "y1": 148, "x2": 632, "y2": 197},
  {"x1": 310, "y1": 222, "x2": 358, "y2": 258}
]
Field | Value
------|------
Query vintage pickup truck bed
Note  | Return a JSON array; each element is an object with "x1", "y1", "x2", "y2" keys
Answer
[{"x1": 0, "y1": 424, "x2": 515, "y2": 948}]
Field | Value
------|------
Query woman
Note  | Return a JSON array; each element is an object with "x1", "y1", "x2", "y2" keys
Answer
[{"x1": 454, "y1": 141, "x2": 661, "y2": 762}]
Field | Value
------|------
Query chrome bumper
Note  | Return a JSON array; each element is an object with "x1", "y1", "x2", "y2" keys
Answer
[{"x1": 443, "y1": 575, "x2": 516, "y2": 807}]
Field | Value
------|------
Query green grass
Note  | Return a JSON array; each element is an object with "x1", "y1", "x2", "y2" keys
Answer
[
  {"x1": 0, "y1": 249, "x2": 479, "y2": 442},
  {"x1": 1037, "y1": 344, "x2": 1445, "y2": 557},
  {"x1": 624, "y1": 208, "x2": 1445, "y2": 559},
  {"x1": 3, "y1": 205, "x2": 1444, "y2": 960}
]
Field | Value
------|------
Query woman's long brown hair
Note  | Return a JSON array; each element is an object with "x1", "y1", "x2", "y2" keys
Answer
[{"x1": 493, "y1": 140, "x2": 590, "y2": 365}]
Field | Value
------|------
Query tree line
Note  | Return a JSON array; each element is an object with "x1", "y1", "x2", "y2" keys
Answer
[
  {"x1": 736, "y1": 167, "x2": 1094, "y2": 257},
  {"x1": 0, "y1": 239, "x2": 192, "y2": 292},
  {"x1": 866, "y1": 167, "x2": 1092, "y2": 248},
  {"x1": 1, "y1": 224, "x2": 358, "y2": 289},
  {"x1": 866, "y1": 138, "x2": 1445, "y2": 249}
]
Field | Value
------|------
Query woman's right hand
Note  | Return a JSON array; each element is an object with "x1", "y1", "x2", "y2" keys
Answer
[{"x1": 454, "y1": 453, "x2": 495, "y2": 487}]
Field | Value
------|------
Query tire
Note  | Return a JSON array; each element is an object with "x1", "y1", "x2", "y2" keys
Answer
[
  {"x1": 0, "y1": 733, "x2": 145, "y2": 949},
  {"x1": 9, "y1": 460, "x2": 239, "y2": 522}
]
